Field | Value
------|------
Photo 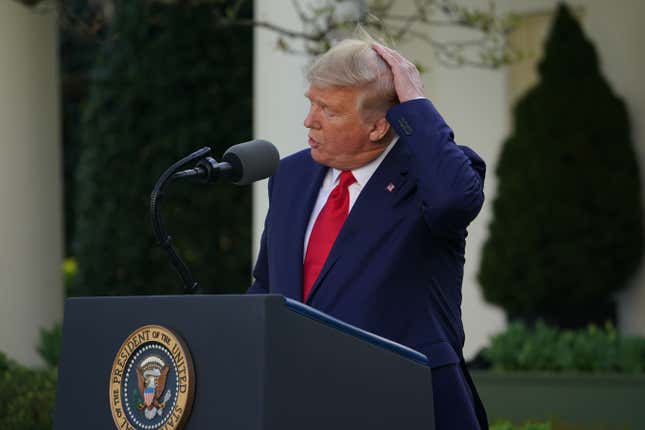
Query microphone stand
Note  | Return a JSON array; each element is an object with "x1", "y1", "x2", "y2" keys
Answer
[{"x1": 150, "y1": 146, "x2": 211, "y2": 293}]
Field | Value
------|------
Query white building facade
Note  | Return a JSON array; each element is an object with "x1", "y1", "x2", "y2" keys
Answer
[
  {"x1": 0, "y1": 1, "x2": 63, "y2": 366},
  {"x1": 1, "y1": 0, "x2": 644, "y2": 364}
]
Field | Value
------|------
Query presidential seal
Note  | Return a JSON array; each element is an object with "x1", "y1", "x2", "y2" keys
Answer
[{"x1": 109, "y1": 325, "x2": 195, "y2": 430}]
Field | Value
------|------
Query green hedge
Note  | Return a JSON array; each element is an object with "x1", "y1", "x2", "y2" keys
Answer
[
  {"x1": 492, "y1": 421, "x2": 551, "y2": 430},
  {"x1": 36, "y1": 323, "x2": 62, "y2": 369},
  {"x1": 484, "y1": 321, "x2": 645, "y2": 373},
  {"x1": 0, "y1": 324, "x2": 61, "y2": 428},
  {"x1": 0, "y1": 353, "x2": 57, "y2": 430}
]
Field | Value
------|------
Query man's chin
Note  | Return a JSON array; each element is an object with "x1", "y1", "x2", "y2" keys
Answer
[
  {"x1": 310, "y1": 148, "x2": 331, "y2": 167},
  {"x1": 309, "y1": 147, "x2": 320, "y2": 159}
]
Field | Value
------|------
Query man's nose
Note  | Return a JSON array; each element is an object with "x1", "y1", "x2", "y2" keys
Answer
[{"x1": 303, "y1": 108, "x2": 319, "y2": 129}]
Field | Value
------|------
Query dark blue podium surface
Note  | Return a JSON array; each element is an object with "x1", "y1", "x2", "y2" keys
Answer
[{"x1": 54, "y1": 294, "x2": 434, "y2": 429}]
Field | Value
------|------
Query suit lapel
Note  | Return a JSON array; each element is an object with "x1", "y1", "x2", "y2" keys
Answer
[
  {"x1": 282, "y1": 155, "x2": 327, "y2": 301},
  {"x1": 305, "y1": 141, "x2": 412, "y2": 304}
]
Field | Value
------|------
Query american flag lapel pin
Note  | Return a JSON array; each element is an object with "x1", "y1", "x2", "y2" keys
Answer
[{"x1": 386, "y1": 183, "x2": 395, "y2": 192}]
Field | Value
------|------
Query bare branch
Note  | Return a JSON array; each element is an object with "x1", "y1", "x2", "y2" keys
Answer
[
  {"x1": 219, "y1": 18, "x2": 318, "y2": 41},
  {"x1": 20, "y1": 0, "x2": 520, "y2": 69}
]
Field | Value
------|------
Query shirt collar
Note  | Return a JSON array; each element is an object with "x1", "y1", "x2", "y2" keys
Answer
[{"x1": 331, "y1": 136, "x2": 399, "y2": 188}]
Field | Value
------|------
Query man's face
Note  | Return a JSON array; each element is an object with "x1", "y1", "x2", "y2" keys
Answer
[{"x1": 304, "y1": 85, "x2": 387, "y2": 170}]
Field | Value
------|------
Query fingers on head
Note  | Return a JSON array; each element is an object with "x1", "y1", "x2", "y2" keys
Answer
[
  {"x1": 372, "y1": 44, "x2": 416, "y2": 74},
  {"x1": 373, "y1": 43, "x2": 398, "y2": 61}
]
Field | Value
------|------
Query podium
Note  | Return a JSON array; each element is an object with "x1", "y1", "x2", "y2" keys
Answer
[{"x1": 54, "y1": 294, "x2": 434, "y2": 429}]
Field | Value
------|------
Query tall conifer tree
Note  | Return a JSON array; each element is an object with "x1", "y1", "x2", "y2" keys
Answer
[
  {"x1": 479, "y1": 4, "x2": 643, "y2": 326},
  {"x1": 74, "y1": 1, "x2": 253, "y2": 295}
]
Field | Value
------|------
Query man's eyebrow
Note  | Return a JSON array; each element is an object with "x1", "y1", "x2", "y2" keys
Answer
[
  {"x1": 304, "y1": 92, "x2": 318, "y2": 103},
  {"x1": 304, "y1": 92, "x2": 328, "y2": 108}
]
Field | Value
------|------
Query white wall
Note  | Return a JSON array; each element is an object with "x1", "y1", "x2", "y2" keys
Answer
[
  {"x1": 253, "y1": 0, "x2": 310, "y2": 258},
  {"x1": 253, "y1": 0, "x2": 645, "y2": 357},
  {"x1": 495, "y1": 0, "x2": 645, "y2": 337},
  {"x1": 0, "y1": 1, "x2": 63, "y2": 366}
]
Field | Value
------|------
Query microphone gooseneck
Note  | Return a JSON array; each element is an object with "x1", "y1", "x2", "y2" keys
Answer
[
  {"x1": 150, "y1": 146, "x2": 211, "y2": 293},
  {"x1": 150, "y1": 140, "x2": 279, "y2": 293}
]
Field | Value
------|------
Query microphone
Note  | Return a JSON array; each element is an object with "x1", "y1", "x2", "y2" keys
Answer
[
  {"x1": 173, "y1": 139, "x2": 279, "y2": 185},
  {"x1": 223, "y1": 139, "x2": 280, "y2": 185},
  {"x1": 150, "y1": 140, "x2": 279, "y2": 292}
]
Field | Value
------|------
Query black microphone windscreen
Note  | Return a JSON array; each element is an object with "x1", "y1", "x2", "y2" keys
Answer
[{"x1": 222, "y1": 139, "x2": 280, "y2": 185}]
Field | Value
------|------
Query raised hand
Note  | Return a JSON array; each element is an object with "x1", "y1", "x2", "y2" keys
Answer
[{"x1": 372, "y1": 43, "x2": 425, "y2": 103}]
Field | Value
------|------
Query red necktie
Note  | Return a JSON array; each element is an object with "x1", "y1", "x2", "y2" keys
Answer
[{"x1": 302, "y1": 171, "x2": 356, "y2": 301}]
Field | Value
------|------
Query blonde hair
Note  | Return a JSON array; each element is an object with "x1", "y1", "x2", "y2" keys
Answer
[{"x1": 306, "y1": 35, "x2": 398, "y2": 114}]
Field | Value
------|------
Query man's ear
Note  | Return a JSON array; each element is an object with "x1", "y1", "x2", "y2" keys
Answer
[{"x1": 368, "y1": 116, "x2": 391, "y2": 142}]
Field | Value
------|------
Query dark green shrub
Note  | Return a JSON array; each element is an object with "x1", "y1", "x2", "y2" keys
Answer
[
  {"x1": 478, "y1": 4, "x2": 643, "y2": 327},
  {"x1": 0, "y1": 352, "x2": 57, "y2": 430},
  {"x1": 73, "y1": 1, "x2": 253, "y2": 296},
  {"x1": 0, "y1": 351, "x2": 9, "y2": 373},
  {"x1": 60, "y1": 1, "x2": 107, "y2": 256},
  {"x1": 484, "y1": 321, "x2": 645, "y2": 373},
  {"x1": 492, "y1": 421, "x2": 552, "y2": 430},
  {"x1": 37, "y1": 323, "x2": 62, "y2": 369}
]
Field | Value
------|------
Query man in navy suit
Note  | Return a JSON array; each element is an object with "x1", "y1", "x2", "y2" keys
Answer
[{"x1": 248, "y1": 38, "x2": 488, "y2": 429}]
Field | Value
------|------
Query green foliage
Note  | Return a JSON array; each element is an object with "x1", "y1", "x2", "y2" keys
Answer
[
  {"x1": 483, "y1": 321, "x2": 645, "y2": 373},
  {"x1": 492, "y1": 421, "x2": 552, "y2": 430},
  {"x1": 37, "y1": 323, "x2": 62, "y2": 369},
  {"x1": 478, "y1": 4, "x2": 643, "y2": 327},
  {"x1": 491, "y1": 419, "x2": 618, "y2": 430},
  {"x1": 0, "y1": 351, "x2": 9, "y2": 373},
  {"x1": 60, "y1": 1, "x2": 107, "y2": 256},
  {"x1": 73, "y1": 1, "x2": 253, "y2": 296},
  {"x1": 63, "y1": 257, "x2": 78, "y2": 295},
  {"x1": 0, "y1": 352, "x2": 57, "y2": 430}
]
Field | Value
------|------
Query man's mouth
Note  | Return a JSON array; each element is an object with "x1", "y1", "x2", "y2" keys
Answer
[{"x1": 308, "y1": 136, "x2": 320, "y2": 148}]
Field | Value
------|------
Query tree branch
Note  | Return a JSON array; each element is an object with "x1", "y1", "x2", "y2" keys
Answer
[{"x1": 16, "y1": 0, "x2": 520, "y2": 69}]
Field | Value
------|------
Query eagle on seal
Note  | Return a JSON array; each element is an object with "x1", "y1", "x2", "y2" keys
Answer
[{"x1": 136, "y1": 356, "x2": 171, "y2": 419}]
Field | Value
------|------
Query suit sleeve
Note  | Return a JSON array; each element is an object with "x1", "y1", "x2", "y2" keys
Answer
[
  {"x1": 386, "y1": 98, "x2": 485, "y2": 234},
  {"x1": 247, "y1": 177, "x2": 273, "y2": 294}
]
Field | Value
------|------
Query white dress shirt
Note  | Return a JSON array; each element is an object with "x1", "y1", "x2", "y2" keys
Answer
[{"x1": 303, "y1": 137, "x2": 399, "y2": 256}]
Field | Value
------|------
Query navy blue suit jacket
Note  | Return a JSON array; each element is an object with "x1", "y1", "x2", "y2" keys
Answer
[{"x1": 249, "y1": 99, "x2": 487, "y2": 429}]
